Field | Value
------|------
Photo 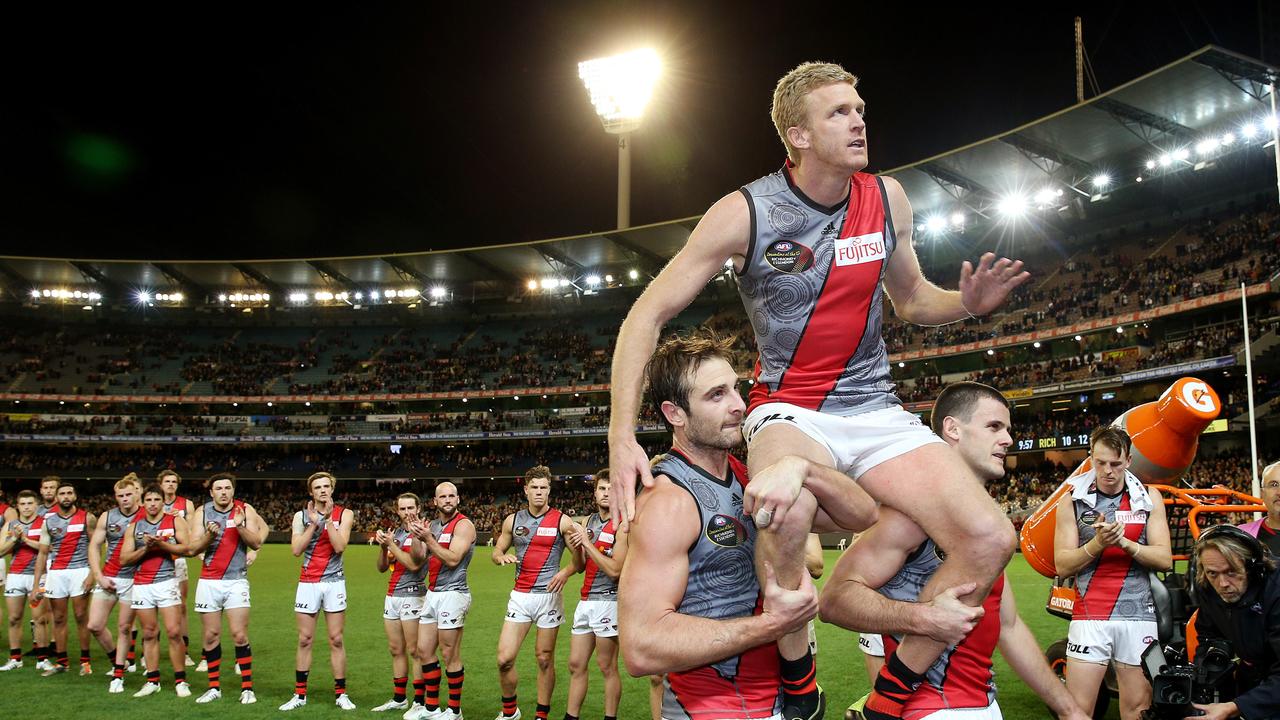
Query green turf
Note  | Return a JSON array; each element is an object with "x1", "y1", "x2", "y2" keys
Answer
[{"x1": 0, "y1": 548, "x2": 1112, "y2": 719}]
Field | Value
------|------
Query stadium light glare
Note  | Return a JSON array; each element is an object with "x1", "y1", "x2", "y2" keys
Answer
[
  {"x1": 1158, "y1": 154, "x2": 1173, "y2": 167},
  {"x1": 1144, "y1": 159, "x2": 1156, "y2": 170},
  {"x1": 604, "y1": 274, "x2": 614, "y2": 283},
  {"x1": 1033, "y1": 341, "x2": 1041, "y2": 348},
  {"x1": 950, "y1": 212, "x2": 965, "y2": 227},
  {"x1": 1242, "y1": 122, "x2": 1259, "y2": 138},
  {"x1": 996, "y1": 193, "x2": 1028, "y2": 217},
  {"x1": 1195, "y1": 138, "x2": 1219, "y2": 156},
  {"x1": 924, "y1": 215, "x2": 946, "y2": 234},
  {"x1": 986, "y1": 349, "x2": 995, "y2": 356},
  {"x1": 540, "y1": 278, "x2": 556, "y2": 290},
  {"x1": 136, "y1": 290, "x2": 152, "y2": 303},
  {"x1": 172, "y1": 292, "x2": 183, "y2": 302},
  {"x1": 1135, "y1": 176, "x2": 1143, "y2": 183},
  {"x1": 585, "y1": 275, "x2": 601, "y2": 287},
  {"x1": 1092, "y1": 174, "x2": 1111, "y2": 189},
  {"x1": 1220, "y1": 132, "x2": 1235, "y2": 146},
  {"x1": 429, "y1": 286, "x2": 447, "y2": 299},
  {"x1": 628, "y1": 269, "x2": 640, "y2": 280},
  {"x1": 558, "y1": 278, "x2": 571, "y2": 288},
  {"x1": 1075, "y1": 335, "x2": 1083, "y2": 341},
  {"x1": 29, "y1": 289, "x2": 40, "y2": 298},
  {"x1": 218, "y1": 294, "x2": 228, "y2": 302},
  {"x1": 289, "y1": 292, "x2": 307, "y2": 303},
  {"x1": 1264, "y1": 114, "x2": 1279, "y2": 130},
  {"x1": 1116, "y1": 326, "x2": 1124, "y2": 334},
  {"x1": 384, "y1": 289, "x2": 396, "y2": 298},
  {"x1": 526, "y1": 280, "x2": 538, "y2": 290},
  {"x1": 1172, "y1": 148, "x2": 1190, "y2": 161},
  {"x1": 579, "y1": 49, "x2": 661, "y2": 132},
  {"x1": 897, "y1": 362, "x2": 905, "y2": 368}
]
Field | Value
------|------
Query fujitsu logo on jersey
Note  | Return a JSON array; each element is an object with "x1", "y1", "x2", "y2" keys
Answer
[{"x1": 835, "y1": 232, "x2": 886, "y2": 266}]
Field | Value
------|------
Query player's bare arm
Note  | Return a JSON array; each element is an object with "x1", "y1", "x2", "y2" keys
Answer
[
  {"x1": 879, "y1": 177, "x2": 1029, "y2": 325},
  {"x1": 548, "y1": 513, "x2": 584, "y2": 591},
  {"x1": 996, "y1": 582, "x2": 1091, "y2": 720},
  {"x1": 434, "y1": 517, "x2": 475, "y2": 567},
  {"x1": 491, "y1": 514, "x2": 517, "y2": 565},
  {"x1": 325, "y1": 508, "x2": 354, "y2": 553},
  {"x1": 290, "y1": 509, "x2": 318, "y2": 557},
  {"x1": 742, "y1": 454, "x2": 878, "y2": 533},
  {"x1": 237, "y1": 504, "x2": 267, "y2": 550},
  {"x1": 86, "y1": 510, "x2": 110, "y2": 586},
  {"x1": 578, "y1": 524, "x2": 629, "y2": 579},
  {"x1": 1052, "y1": 493, "x2": 1093, "y2": 577},
  {"x1": 608, "y1": 191, "x2": 751, "y2": 528},
  {"x1": 383, "y1": 531, "x2": 424, "y2": 572},
  {"x1": 619, "y1": 478, "x2": 816, "y2": 677},
  {"x1": 117, "y1": 520, "x2": 147, "y2": 566},
  {"x1": 818, "y1": 508, "x2": 980, "y2": 644}
]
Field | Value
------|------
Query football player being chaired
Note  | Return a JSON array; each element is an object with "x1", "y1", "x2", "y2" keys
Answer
[
  {"x1": 564, "y1": 470, "x2": 629, "y2": 720},
  {"x1": 492, "y1": 466, "x2": 583, "y2": 720},
  {"x1": 610, "y1": 61, "x2": 1028, "y2": 720},
  {"x1": 407, "y1": 482, "x2": 476, "y2": 720},
  {"x1": 187, "y1": 472, "x2": 267, "y2": 705}
]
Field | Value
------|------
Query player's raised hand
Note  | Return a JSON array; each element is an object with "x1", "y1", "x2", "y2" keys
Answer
[
  {"x1": 924, "y1": 582, "x2": 983, "y2": 645},
  {"x1": 206, "y1": 521, "x2": 221, "y2": 536},
  {"x1": 609, "y1": 436, "x2": 654, "y2": 532},
  {"x1": 958, "y1": 252, "x2": 1030, "y2": 316},
  {"x1": 493, "y1": 552, "x2": 518, "y2": 566},
  {"x1": 742, "y1": 456, "x2": 806, "y2": 531},
  {"x1": 760, "y1": 561, "x2": 818, "y2": 637},
  {"x1": 305, "y1": 501, "x2": 323, "y2": 526}
]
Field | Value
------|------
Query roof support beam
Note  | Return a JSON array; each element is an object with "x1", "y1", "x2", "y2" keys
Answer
[
  {"x1": 70, "y1": 261, "x2": 125, "y2": 297},
  {"x1": 151, "y1": 263, "x2": 210, "y2": 301},
  {"x1": 1193, "y1": 50, "x2": 1277, "y2": 102},
  {"x1": 1091, "y1": 97, "x2": 1195, "y2": 146},
  {"x1": 306, "y1": 260, "x2": 358, "y2": 291},
  {"x1": 601, "y1": 233, "x2": 667, "y2": 271},
  {"x1": 534, "y1": 245, "x2": 585, "y2": 275},
  {"x1": 232, "y1": 263, "x2": 286, "y2": 299},
  {"x1": 381, "y1": 256, "x2": 432, "y2": 284},
  {"x1": 456, "y1": 252, "x2": 521, "y2": 285}
]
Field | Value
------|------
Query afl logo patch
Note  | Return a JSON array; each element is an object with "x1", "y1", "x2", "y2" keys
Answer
[
  {"x1": 109, "y1": 523, "x2": 122, "y2": 534},
  {"x1": 768, "y1": 203, "x2": 807, "y2": 237},
  {"x1": 586, "y1": 528, "x2": 596, "y2": 541},
  {"x1": 933, "y1": 545, "x2": 948, "y2": 562},
  {"x1": 705, "y1": 514, "x2": 748, "y2": 548},
  {"x1": 765, "y1": 240, "x2": 815, "y2": 273},
  {"x1": 514, "y1": 526, "x2": 529, "y2": 537},
  {"x1": 1079, "y1": 510, "x2": 1099, "y2": 527}
]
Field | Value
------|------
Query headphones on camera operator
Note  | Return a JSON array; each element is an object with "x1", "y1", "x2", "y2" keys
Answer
[{"x1": 1194, "y1": 524, "x2": 1271, "y2": 584}]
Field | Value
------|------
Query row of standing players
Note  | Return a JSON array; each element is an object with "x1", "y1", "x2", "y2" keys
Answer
[{"x1": 0, "y1": 467, "x2": 638, "y2": 720}]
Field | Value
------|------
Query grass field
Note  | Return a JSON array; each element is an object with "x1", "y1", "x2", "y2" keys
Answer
[{"x1": 0, "y1": 547, "x2": 1116, "y2": 719}]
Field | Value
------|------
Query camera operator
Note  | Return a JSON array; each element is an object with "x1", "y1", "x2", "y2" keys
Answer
[{"x1": 1187, "y1": 525, "x2": 1280, "y2": 720}]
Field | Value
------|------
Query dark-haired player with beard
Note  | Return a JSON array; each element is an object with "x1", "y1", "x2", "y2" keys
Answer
[
  {"x1": 188, "y1": 472, "x2": 267, "y2": 705},
  {"x1": 32, "y1": 480, "x2": 95, "y2": 677}
]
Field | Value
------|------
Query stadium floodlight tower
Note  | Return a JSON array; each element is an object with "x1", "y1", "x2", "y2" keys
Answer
[{"x1": 578, "y1": 48, "x2": 661, "y2": 229}]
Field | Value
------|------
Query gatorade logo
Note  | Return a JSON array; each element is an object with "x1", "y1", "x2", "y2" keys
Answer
[{"x1": 1181, "y1": 380, "x2": 1216, "y2": 413}]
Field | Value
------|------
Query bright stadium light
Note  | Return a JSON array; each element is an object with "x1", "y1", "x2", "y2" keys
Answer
[
  {"x1": 1145, "y1": 159, "x2": 1156, "y2": 170},
  {"x1": 1264, "y1": 114, "x2": 1279, "y2": 130},
  {"x1": 558, "y1": 278, "x2": 571, "y2": 288},
  {"x1": 136, "y1": 290, "x2": 152, "y2": 303},
  {"x1": 997, "y1": 193, "x2": 1028, "y2": 217},
  {"x1": 540, "y1": 278, "x2": 556, "y2": 290},
  {"x1": 1220, "y1": 132, "x2": 1235, "y2": 146},
  {"x1": 1172, "y1": 148, "x2": 1190, "y2": 161},
  {"x1": 29, "y1": 289, "x2": 40, "y2": 298},
  {"x1": 1195, "y1": 138, "x2": 1219, "y2": 156},
  {"x1": 628, "y1": 269, "x2": 640, "y2": 280},
  {"x1": 526, "y1": 280, "x2": 538, "y2": 291},
  {"x1": 604, "y1": 274, "x2": 614, "y2": 283},
  {"x1": 1092, "y1": 174, "x2": 1111, "y2": 189},
  {"x1": 218, "y1": 294, "x2": 227, "y2": 302},
  {"x1": 924, "y1": 215, "x2": 946, "y2": 234},
  {"x1": 579, "y1": 48, "x2": 662, "y2": 229},
  {"x1": 384, "y1": 289, "x2": 396, "y2": 299},
  {"x1": 87, "y1": 292, "x2": 101, "y2": 301},
  {"x1": 1158, "y1": 153, "x2": 1173, "y2": 167},
  {"x1": 429, "y1": 286, "x2": 447, "y2": 299},
  {"x1": 289, "y1": 292, "x2": 307, "y2": 303},
  {"x1": 1033, "y1": 341, "x2": 1042, "y2": 348},
  {"x1": 950, "y1": 212, "x2": 966, "y2": 227},
  {"x1": 585, "y1": 275, "x2": 601, "y2": 287}
]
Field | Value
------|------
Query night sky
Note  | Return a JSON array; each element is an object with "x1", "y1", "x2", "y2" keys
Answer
[{"x1": 0, "y1": 2, "x2": 1268, "y2": 260}]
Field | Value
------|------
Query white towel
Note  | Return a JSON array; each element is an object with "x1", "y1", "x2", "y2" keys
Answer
[{"x1": 1066, "y1": 468, "x2": 1153, "y2": 512}]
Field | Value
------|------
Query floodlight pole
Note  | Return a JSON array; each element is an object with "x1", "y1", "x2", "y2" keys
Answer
[{"x1": 618, "y1": 133, "x2": 632, "y2": 229}]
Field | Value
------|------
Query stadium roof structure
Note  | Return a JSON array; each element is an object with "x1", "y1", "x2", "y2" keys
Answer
[{"x1": 3, "y1": 45, "x2": 1277, "y2": 307}]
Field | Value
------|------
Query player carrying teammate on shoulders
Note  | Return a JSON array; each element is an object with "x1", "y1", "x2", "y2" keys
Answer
[
  {"x1": 159, "y1": 470, "x2": 197, "y2": 668},
  {"x1": 406, "y1": 481, "x2": 476, "y2": 720},
  {"x1": 118, "y1": 483, "x2": 194, "y2": 698},
  {"x1": 371, "y1": 493, "x2": 427, "y2": 714},
  {"x1": 85, "y1": 473, "x2": 142, "y2": 692},
  {"x1": 492, "y1": 466, "x2": 583, "y2": 720},
  {"x1": 0, "y1": 490, "x2": 41, "y2": 671},
  {"x1": 610, "y1": 61, "x2": 1029, "y2": 720},
  {"x1": 187, "y1": 472, "x2": 267, "y2": 705},
  {"x1": 564, "y1": 470, "x2": 628, "y2": 720},
  {"x1": 31, "y1": 479, "x2": 95, "y2": 677},
  {"x1": 281, "y1": 471, "x2": 357, "y2": 711}
]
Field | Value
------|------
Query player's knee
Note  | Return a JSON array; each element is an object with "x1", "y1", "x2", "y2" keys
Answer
[
  {"x1": 142, "y1": 626, "x2": 160, "y2": 642},
  {"x1": 534, "y1": 650, "x2": 554, "y2": 671},
  {"x1": 597, "y1": 656, "x2": 619, "y2": 677},
  {"x1": 230, "y1": 629, "x2": 248, "y2": 645},
  {"x1": 297, "y1": 632, "x2": 314, "y2": 650},
  {"x1": 87, "y1": 619, "x2": 104, "y2": 635},
  {"x1": 8, "y1": 614, "x2": 23, "y2": 629},
  {"x1": 568, "y1": 656, "x2": 588, "y2": 675},
  {"x1": 327, "y1": 631, "x2": 344, "y2": 649},
  {"x1": 496, "y1": 655, "x2": 516, "y2": 673}
]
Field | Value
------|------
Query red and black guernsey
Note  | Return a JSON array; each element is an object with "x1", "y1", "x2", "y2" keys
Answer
[
  {"x1": 510, "y1": 508, "x2": 566, "y2": 593},
  {"x1": 298, "y1": 505, "x2": 346, "y2": 583},
  {"x1": 428, "y1": 513, "x2": 472, "y2": 592},
  {"x1": 579, "y1": 513, "x2": 618, "y2": 600},
  {"x1": 43, "y1": 508, "x2": 90, "y2": 570},
  {"x1": 164, "y1": 495, "x2": 191, "y2": 519},
  {"x1": 1073, "y1": 477, "x2": 1155, "y2": 622},
  {"x1": 652, "y1": 450, "x2": 781, "y2": 720},
  {"x1": 738, "y1": 164, "x2": 899, "y2": 417},
  {"x1": 877, "y1": 538, "x2": 1003, "y2": 714},
  {"x1": 6, "y1": 517, "x2": 40, "y2": 575},
  {"x1": 101, "y1": 507, "x2": 140, "y2": 579},
  {"x1": 132, "y1": 513, "x2": 178, "y2": 585},
  {"x1": 201, "y1": 500, "x2": 250, "y2": 581}
]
